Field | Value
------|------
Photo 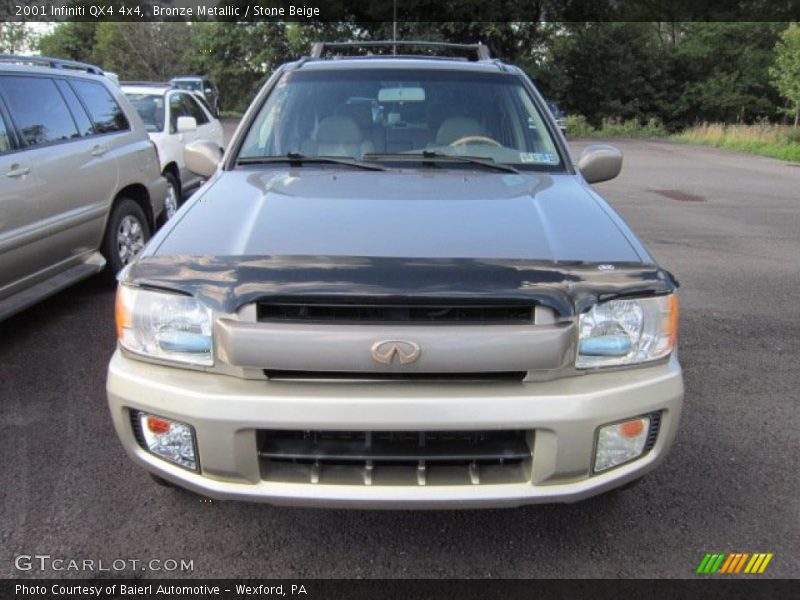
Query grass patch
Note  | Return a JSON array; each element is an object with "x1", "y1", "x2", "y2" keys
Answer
[
  {"x1": 672, "y1": 123, "x2": 800, "y2": 162},
  {"x1": 566, "y1": 115, "x2": 668, "y2": 138},
  {"x1": 219, "y1": 110, "x2": 244, "y2": 119},
  {"x1": 566, "y1": 115, "x2": 800, "y2": 163}
]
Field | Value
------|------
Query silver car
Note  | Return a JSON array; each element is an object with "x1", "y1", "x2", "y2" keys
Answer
[
  {"x1": 108, "y1": 42, "x2": 682, "y2": 508},
  {"x1": 0, "y1": 56, "x2": 167, "y2": 320},
  {"x1": 170, "y1": 76, "x2": 220, "y2": 117}
]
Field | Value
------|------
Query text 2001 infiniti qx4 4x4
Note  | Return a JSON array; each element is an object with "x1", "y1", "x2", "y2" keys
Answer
[{"x1": 107, "y1": 42, "x2": 683, "y2": 508}]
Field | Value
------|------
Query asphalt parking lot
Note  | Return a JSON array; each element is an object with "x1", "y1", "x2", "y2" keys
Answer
[{"x1": 1, "y1": 128, "x2": 798, "y2": 579}]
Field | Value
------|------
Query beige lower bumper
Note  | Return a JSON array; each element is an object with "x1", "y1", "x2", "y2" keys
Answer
[{"x1": 107, "y1": 351, "x2": 684, "y2": 508}]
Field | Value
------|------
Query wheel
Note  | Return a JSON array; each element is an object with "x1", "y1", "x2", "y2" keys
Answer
[
  {"x1": 162, "y1": 171, "x2": 181, "y2": 221},
  {"x1": 102, "y1": 197, "x2": 151, "y2": 276}
]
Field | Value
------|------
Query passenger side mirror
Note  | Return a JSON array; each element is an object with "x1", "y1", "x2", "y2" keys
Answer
[
  {"x1": 177, "y1": 116, "x2": 197, "y2": 134},
  {"x1": 577, "y1": 144, "x2": 623, "y2": 184},
  {"x1": 184, "y1": 140, "x2": 222, "y2": 178}
]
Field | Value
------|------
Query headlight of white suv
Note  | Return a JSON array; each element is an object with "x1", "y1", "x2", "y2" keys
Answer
[
  {"x1": 116, "y1": 285, "x2": 213, "y2": 366},
  {"x1": 577, "y1": 294, "x2": 678, "y2": 368}
]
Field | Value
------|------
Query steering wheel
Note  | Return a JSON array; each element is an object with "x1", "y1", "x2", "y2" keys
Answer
[{"x1": 449, "y1": 135, "x2": 502, "y2": 147}]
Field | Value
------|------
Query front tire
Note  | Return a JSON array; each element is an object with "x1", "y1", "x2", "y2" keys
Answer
[
  {"x1": 163, "y1": 171, "x2": 181, "y2": 221},
  {"x1": 102, "y1": 197, "x2": 151, "y2": 276}
]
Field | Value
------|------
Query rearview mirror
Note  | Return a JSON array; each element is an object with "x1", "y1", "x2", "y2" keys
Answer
[
  {"x1": 184, "y1": 140, "x2": 222, "y2": 178},
  {"x1": 176, "y1": 116, "x2": 197, "y2": 134},
  {"x1": 378, "y1": 87, "x2": 425, "y2": 103},
  {"x1": 577, "y1": 144, "x2": 623, "y2": 184}
]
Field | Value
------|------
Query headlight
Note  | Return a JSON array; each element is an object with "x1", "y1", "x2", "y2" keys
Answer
[
  {"x1": 116, "y1": 285, "x2": 213, "y2": 366},
  {"x1": 577, "y1": 294, "x2": 678, "y2": 368}
]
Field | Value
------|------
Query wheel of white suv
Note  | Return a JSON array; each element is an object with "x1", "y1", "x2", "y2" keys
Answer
[
  {"x1": 102, "y1": 197, "x2": 151, "y2": 275},
  {"x1": 163, "y1": 171, "x2": 181, "y2": 220}
]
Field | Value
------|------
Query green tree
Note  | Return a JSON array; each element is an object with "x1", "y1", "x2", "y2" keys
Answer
[
  {"x1": 93, "y1": 22, "x2": 191, "y2": 80},
  {"x1": 0, "y1": 23, "x2": 38, "y2": 53},
  {"x1": 37, "y1": 22, "x2": 98, "y2": 63},
  {"x1": 185, "y1": 22, "x2": 293, "y2": 113},
  {"x1": 671, "y1": 22, "x2": 784, "y2": 125},
  {"x1": 770, "y1": 23, "x2": 800, "y2": 127},
  {"x1": 533, "y1": 22, "x2": 673, "y2": 127}
]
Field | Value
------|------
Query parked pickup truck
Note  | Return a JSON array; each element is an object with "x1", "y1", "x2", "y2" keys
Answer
[{"x1": 107, "y1": 41, "x2": 683, "y2": 508}]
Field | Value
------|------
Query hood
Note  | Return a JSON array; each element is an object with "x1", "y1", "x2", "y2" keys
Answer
[
  {"x1": 151, "y1": 168, "x2": 642, "y2": 262},
  {"x1": 128, "y1": 167, "x2": 676, "y2": 317}
]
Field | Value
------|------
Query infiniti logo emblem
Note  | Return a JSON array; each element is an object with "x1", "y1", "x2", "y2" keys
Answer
[{"x1": 370, "y1": 340, "x2": 421, "y2": 365}]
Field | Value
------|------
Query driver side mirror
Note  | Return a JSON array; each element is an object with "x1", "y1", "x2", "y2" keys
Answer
[
  {"x1": 176, "y1": 116, "x2": 197, "y2": 134},
  {"x1": 185, "y1": 140, "x2": 222, "y2": 178},
  {"x1": 577, "y1": 144, "x2": 623, "y2": 184}
]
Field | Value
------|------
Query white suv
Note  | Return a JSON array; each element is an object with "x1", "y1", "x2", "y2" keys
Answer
[{"x1": 123, "y1": 83, "x2": 224, "y2": 219}]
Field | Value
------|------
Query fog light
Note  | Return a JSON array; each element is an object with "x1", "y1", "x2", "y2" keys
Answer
[
  {"x1": 137, "y1": 412, "x2": 197, "y2": 471},
  {"x1": 594, "y1": 416, "x2": 651, "y2": 473}
]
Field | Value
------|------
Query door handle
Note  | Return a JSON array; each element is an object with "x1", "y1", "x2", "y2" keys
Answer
[
  {"x1": 90, "y1": 144, "x2": 109, "y2": 156},
  {"x1": 6, "y1": 164, "x2": 30, "y2": 178}
]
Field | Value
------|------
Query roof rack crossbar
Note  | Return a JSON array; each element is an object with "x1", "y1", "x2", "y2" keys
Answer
[
  {"x1": 120, "y1": 81, "x2": 173, "y2": 87},
  {"x1": 0, "y1": 54, "x2": 104, "y2": 75},
  {"x1": 309, "y1": 41, "x2": 491, "y2": 61}
]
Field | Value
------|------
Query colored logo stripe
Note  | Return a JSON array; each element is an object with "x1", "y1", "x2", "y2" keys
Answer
[{"x1": 697, "y1": 553, "x2": 773, "y2": 574}]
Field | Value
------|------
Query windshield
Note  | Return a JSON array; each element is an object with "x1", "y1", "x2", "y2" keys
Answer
[
  {"x1": 173, "y1": 80, "x2": 202, "y2": 92},
  {"x1": 238, "y1": 69, "x2": 562, "y2": 169},
  {"x1": 125, "y1": 93, "x2": 165, "y2": 132}
]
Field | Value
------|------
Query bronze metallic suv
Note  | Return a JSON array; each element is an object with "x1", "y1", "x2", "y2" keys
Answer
[{"x1": 107, "y1": 42, "x2": 682, "y2": 508}]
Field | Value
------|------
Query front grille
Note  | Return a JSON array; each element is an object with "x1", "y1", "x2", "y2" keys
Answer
[
  {"x1": 263, "y1": 370, "x2": 527, "y2": 382},
  {"x1": 257, "y1": 302, "x2": 534, "y2": 324},
  {"x1": 258, "y1": 430, "x2": 533, "y2": 486}
]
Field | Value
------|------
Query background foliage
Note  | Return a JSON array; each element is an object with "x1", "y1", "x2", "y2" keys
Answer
[{"x1": 35, "y1": 21, "x2": 800, "y2": 129}]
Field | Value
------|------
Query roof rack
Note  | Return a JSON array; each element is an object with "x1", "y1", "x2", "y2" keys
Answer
[
  {"x1": 309, "y1": 41, "x2": 491, "y2": 61},
  {"x1": 0, "y1": 54, "x2": 104, "y2": 75},
  {"x1": 120, "y1": 81, "x2": 173, "y2": 87}
]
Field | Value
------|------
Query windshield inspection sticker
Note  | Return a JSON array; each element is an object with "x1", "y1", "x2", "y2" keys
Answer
[{"x1": 520, "y1": 152, "x2": 555, "y2": 163}]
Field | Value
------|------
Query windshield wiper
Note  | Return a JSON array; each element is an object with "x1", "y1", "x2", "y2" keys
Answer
[
  {"x1": 364, "y1": 150, "x2": 519, "y2": 174},
  {"x1": 237, "y1": 152, "x2": 387, "y2": 171}
]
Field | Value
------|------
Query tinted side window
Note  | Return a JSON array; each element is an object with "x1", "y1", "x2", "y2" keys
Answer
[
  {"x1": 55, "y1": 79, "x2": 94, "y2": 137},
  {"x1": 169, "y1": 93, "x2": 192, "y2": 133},
  {"x1": 0, "y1": 75, "x2": 79, "y2": 147},
  {"x1": 185, "y1": 95, "x2": 209, "y2": 125},
  {"x1": 71, "y1": 79, "x2": 129, "y2": 134},
  {"x1": 192, "y1": 93, "x2": 213, "y2": 115}
]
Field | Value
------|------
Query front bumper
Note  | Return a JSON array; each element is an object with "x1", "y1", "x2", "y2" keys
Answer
[{"x1": 107, "y1": 351, "x2": 683, "y2": 508}]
